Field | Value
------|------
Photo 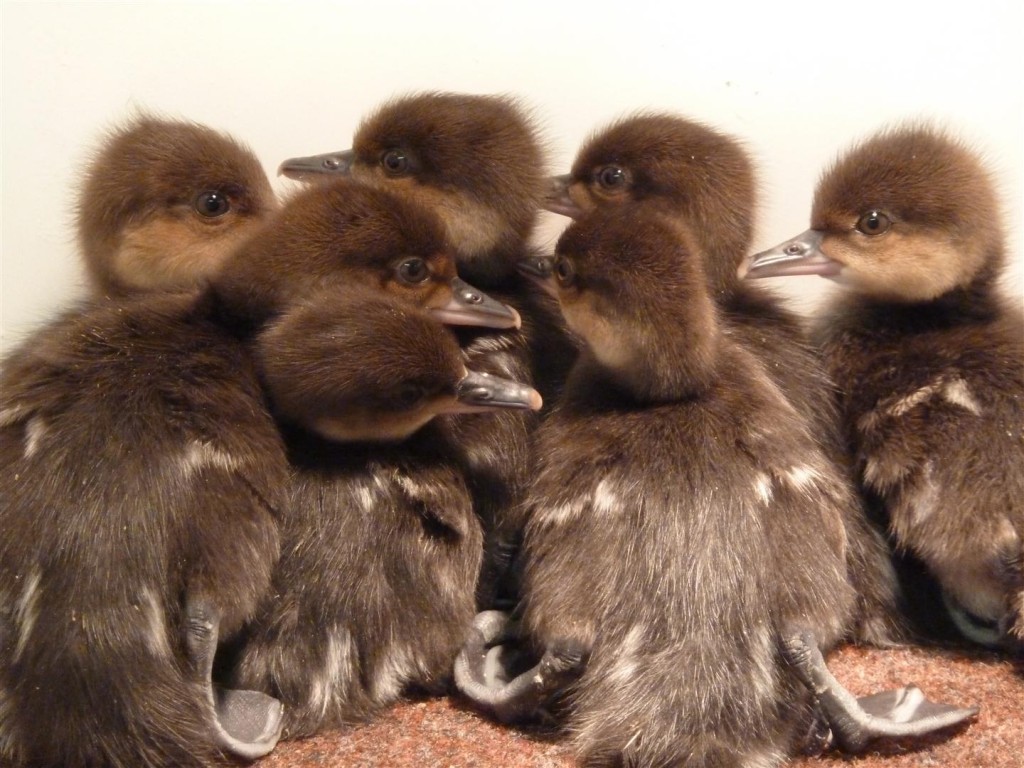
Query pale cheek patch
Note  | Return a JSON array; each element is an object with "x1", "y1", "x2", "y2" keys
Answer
[{"x1": 829, "y1": 233, "x2": 969, "y2": 302}]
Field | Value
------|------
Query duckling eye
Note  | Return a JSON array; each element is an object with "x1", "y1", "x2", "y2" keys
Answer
[
  {"x1": 395, "y1": 383, "x2": 426, "y2": 408},
  {"x1": 194, "y1": 190, "x2": 230, "y2": 218},
  {"x1": 396, "y1": 257, "x2": 430, "y2": 285},
  {"x1": 554, "y1": 256, "x2": 576, "y2": 287},
  {"x1": 596, "y1": 165, "x2": 628, "y2": 191},
  {"x1": 381, "y1": 149, "x2": 410, "y2": 176},
  {"x1": 856, "y1": 210, "x2": 892, "y2": 236}
]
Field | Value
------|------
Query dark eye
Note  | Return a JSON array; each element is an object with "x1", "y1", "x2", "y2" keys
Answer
[
  {"x1": 554, "y1": 256, "x2": 576, "y2": 286},
  {"x1": 396, "y1": 257, "x2": 430, "y2": 285},
  {"x1": 194, "y1": 190, "x2": 231, "y2": 218},
  {"x1": 856, "y1": 210, "x2": 892, "y2": 235},
  {"x1": 381, "y1": 149, "x2": 410, "y2": 176},
  {"x1": 596, "y1": 165, "x2": 628, "y2": 191},
  {"x1": 395, "y1": 383, "x2": 426, "y2": 408}
]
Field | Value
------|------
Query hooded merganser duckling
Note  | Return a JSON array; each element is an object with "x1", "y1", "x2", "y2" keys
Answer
[
  {"x1": 228, "y1": 287, "x2": 542, "y2": 738},
  {"x1": 77, "y1": 115, "x2": 276, "y2": 296},
  {"x1": 279, "y1": 91, "x2": 575, "y2": 606},
  {"x1": 0, "y1": 178, "x2": 514, "y2": 768},
  {"x1": 544, "y1": 112, "x2": 904, "y2": 645},
  {"x1": 457, "y1": 206, "x2": 978, "y2": 762},
  {"x1": 741, "y1": 124, "x2": 1024, "y2": 651}
]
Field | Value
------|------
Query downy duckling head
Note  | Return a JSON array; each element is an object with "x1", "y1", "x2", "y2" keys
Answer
[
  {"x1": 740, "y1": 124, "x2": 1006, "y2": 302},
  {"x1": 523, "y1": 204, "x2": 720, "y2": 402},
  {"x1": 545, "y1": 113, "x2": 756, "y2": 293},
  {"x1": 77, "y1": 115, "x2": 276, "y2": 296},
  {"x1": 256, "y1": 286, "x2": 543, "y2": 442},
  {"x1": 211, "y1": 177, "x2": 521, "y2": 333},
  {"x1": 278, "y1": 92, "x2": 548, "y2": 285}
]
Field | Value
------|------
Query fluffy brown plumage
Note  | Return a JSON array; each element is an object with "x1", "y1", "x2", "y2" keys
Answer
[
  {"x1": 547, "y1": 112, "x2": 904, "y2": 644},
  {"x1": 77, "y1": 115, "x2": 275, "y2": 296},
  {"x1": 229, "y1": 286, "x2": 541, "y2": 738},
  {"x1": 0, "y1": 178, "x2": 506, "y2": 767},
  {"x1": 518, "y1": 205, "x2": 857, "y2": 767},
  {"x1": 743, "y1": 124, "x2": 1024, "y2": 649},
  {"x1": 279, "y1": 92, "x2": 575, "y2": 606}
]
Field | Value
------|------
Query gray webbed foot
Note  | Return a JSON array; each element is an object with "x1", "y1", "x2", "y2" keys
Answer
[
  {"x1": 454, "y1": 610, "x2": 585, "y2": 723},
  {"x1": 185, "y1": 597, "x2": 284, "y2": 759},
  {"x1": 782, "y1": 630, "x2": 979, "y2": 753}
]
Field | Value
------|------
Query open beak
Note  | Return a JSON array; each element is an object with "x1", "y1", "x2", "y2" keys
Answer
[
  {"x1": 543, "y1": 174, "x2": 585, "y2": 219},
  {"x1": 452, "y1": 370, "x2": 543, "y2": 413},
  {"x1": 516, "y1": 255, "x2": 558, "y2": 298},
  {"x1": 428, "y1": 277, "x2": 521, "y2": 330},
  {"x1": 277, "y1": 149, "x2": 354, "y2": 180},
  {"x1": 738, "y1": 229, "x2": 842, "y2": 280}
]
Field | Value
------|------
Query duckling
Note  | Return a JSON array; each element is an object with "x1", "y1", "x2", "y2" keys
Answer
[
  {"x1": 77, "y1": 115, "x2": 276, "y2": 296},
  {"x1": 0, "y1": 177, "x2": 514, "y2": 768},
  {"x1": 228, "y1": 286, "x2": 542, "y2": 738},
  {"x1": 458, "y1": 205, "x2": 978, "y2": 765},
  {"x1": 278, "y1": 91, "x2": 575, "y2": 606},
  {"x1": 544, "y1": 112, "x2": 904, "y2": 645},
  {"x1": 741, "y1": 124, "x2": 1024, "y2": 650}
]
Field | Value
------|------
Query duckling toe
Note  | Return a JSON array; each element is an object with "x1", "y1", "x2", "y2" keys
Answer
[
  {"x1": 211, "y1": 686, "x2": 283, "y2": 759},
  {"x1": 782, "y1": 631, "x2": 979, "y2": 753}
]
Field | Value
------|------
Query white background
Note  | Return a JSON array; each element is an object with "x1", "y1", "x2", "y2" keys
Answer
[{"x1": 2, "y1": 0, "x2": 1022, "y2": 350}]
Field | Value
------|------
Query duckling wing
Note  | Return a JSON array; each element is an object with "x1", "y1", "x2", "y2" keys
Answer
[{"x1": 782, "y1": 631, "x2": 978, "y2": 753}]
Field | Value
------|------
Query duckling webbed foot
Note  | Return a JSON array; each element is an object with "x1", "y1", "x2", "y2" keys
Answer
[
  {"x1": 185, "y1": 597, "x2": 283, "y2": 760},
  {"x1": 782, "y1": 630, "x2": 979, "y2": 753},
  {"x1": 454, "y1": 610, "x2": 585, "y2": 723}
]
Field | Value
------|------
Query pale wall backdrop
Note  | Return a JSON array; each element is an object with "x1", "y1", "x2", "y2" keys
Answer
[{"x1": 2, "y1": 0, "x2": 1022, "y2": 349}]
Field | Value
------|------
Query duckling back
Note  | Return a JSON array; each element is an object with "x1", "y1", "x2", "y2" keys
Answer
[{"x1": 0, "y1": 294, "x2": 286, "y2": 767}]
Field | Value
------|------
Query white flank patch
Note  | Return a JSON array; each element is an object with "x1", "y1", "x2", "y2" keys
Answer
[
  {"x1": 741, "y1": 747, "x2": 786, "y2": 768},
  {"x1": 943, "y1": 378, "x2": 982, "y2": 415},
  {"x1": 179, "y1": 440, "x2": 241, "y2": 478},
  {"x1": 887, "y1": 382, "x2": 942, "y2": 418},
  {"x1": 592, "y1": 478, "x2": 620, "y2": 515},
  {"x1": 396, "y1": 474, "x2": 423, "y2": 499},
  {"x1": 310, "y1": 628, "x2": 352, "y2": 722},
  {"x1": 907, "y1": 463, "x2": 940, "y2": 527},
  {"x1": 356, "y1": 484, "x2": 376, "y2": 512},
  {"x1": 13, "y1": 569, "x2": 42, "y2": 662},
  {"x1": 0, "y1": 405, "x2": 29, "y2": 428},
  {"x1": 140, "y1": 587, "x2": 170, "y2": 658},
  {"x1": 783, "y1": 465, "x2": 819, "y2": 491},
  {"x1": 23, "y1": 418, "x2": 46, "y2": 459},
  {"x1": 608, "y1": 625, "x2": 645, "y2": 684},
  {"x1": 752, "y1": 473, "x2": 773, "y2": 505},
  {"x1": 372, "y1": 644, "x2": 412, "y2": 704}
]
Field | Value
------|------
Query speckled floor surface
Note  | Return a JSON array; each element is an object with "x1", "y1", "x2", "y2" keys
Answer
[{"x1": 259, "y1": 643, "x2": 1021, "y2": 768}]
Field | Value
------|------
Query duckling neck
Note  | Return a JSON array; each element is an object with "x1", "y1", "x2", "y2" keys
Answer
[{"x1": 590, "y1": 302, "x2": 722, "y2": 404}]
